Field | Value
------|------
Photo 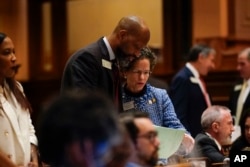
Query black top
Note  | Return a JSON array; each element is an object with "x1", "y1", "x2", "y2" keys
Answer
[{"x1": 231, "y1": 136, "x2": 250, "y2": 152}]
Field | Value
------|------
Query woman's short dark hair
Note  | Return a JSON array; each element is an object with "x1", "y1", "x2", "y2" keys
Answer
[
  {"x1": 120, "y1": 47, "x2": 157, "y2": 72},
  {"x1": 239, "y1": 108, "x2": 250, "y2": 137}
]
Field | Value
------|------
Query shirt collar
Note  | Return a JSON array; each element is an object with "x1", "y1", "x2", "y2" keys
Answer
[
  {"x1": 205, "y1": 132, "x2": 222, "y2": 151},
  {"x1": 186, "y1": 62, "x2": 199, "y2": 78},
  {"x1": 103, "y1": 37, "x2": 115, "y2": 60},
  {"x1": 244, "y1": 79, "x2": 250, "y2": 86}
]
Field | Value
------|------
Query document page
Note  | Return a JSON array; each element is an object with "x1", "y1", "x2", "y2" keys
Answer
[{"x1": 155, "y1": 126, "x2": 185, "y2": 159}]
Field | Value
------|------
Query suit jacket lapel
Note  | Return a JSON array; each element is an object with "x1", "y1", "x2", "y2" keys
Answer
[
  {"x1": 243, "y1": 93, "x2": 250, "y2": 111},
  {"x1": 0, "y1": 85, "x2": 26, "y2": 152},
  {"x1": 98, "y1": 37, "x2": 114, "y2": 78}
]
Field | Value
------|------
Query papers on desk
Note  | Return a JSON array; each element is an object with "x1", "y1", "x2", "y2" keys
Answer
[{"x1": 155, "y1": 126, "x2": 185, "y2": 159}]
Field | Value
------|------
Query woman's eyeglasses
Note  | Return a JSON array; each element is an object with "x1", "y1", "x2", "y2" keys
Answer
[{"x1": 131, "y1": 70, "x2": 151, "y2": 76}]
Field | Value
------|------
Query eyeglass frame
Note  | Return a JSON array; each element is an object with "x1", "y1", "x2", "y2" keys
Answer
[
  {"x1": 137, "y1": 131, "x2": 158, "y2": 143},
  {"x1": 131, "y1": 70, "x2": 152, "y2": 76}
]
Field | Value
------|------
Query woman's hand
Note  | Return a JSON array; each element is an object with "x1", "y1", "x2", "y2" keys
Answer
[
  {"x1": 29, "y1": 144, "x2": 39, "y2": 167},
  {"x1": 182, "y1": 133, "x2": 195, "y2": 154}
]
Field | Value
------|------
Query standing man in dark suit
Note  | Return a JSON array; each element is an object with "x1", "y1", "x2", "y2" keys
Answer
[
  {"x1": 169, "y1": 44, "x2": 216, "y2": 137},
  {"x1": 188, "y1": 105, "x2": 234, "y2": 163},
  {"x1": 61, "y1": 16, "x2": 150, "y2": 111},
  {"x1": 229, "y1": 48, "x2": 250, "y2": 126}
]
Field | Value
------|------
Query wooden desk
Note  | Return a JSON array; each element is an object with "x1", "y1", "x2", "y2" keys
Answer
[
  {"x1": 211, "y1": 162, "x2": 229, "y2": 167},
  {"x1": 155, "y1": 162, "x2": 192, "y2": 167},
  {"x1": 187, "y1": 157, "x2": 210, "y2": 167}
]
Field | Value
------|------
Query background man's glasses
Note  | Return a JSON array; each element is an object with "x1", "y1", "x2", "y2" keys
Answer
[{"x1": 137, "y1": 131, "x2": 158, "y2": 143}]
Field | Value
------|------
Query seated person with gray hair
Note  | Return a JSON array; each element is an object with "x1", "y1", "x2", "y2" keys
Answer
[{"x1": 188, "y1": 105, "x2": 234, "y2": 163}]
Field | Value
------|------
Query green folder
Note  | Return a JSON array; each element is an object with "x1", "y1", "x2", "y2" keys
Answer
[{"x1": 154, "y1": 125, "x2": 185, "y2": 159}]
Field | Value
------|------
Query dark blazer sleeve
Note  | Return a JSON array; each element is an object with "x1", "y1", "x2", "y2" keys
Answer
[
  {"x1": 169, "y1": 75, "x2": 190, "y2": 130},
  {"x1": 61, "y1": 39, "x2": 114, "y2": 99},
  {"x1": 61, "y1": 47, "x2": 102, "y2": 91},
  {"x1": 228, "y1": 83, "x2": 241, "y2": 116},
  {"x1": 192, "y1": 133, "x2": 225, "y2": 163},
  {"x1": 71, "y1": 51, "x2": 102, "y2": 89}
]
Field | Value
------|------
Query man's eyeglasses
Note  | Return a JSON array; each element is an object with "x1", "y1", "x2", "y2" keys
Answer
[
  {"x1": 137, "y1": 131, "x2": 158, "y2": 143},
  {"x1": 131, "y1": 70, "x2": 151, "y2": 76}
]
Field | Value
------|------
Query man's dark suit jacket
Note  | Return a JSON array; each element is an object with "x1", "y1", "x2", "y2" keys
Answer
[
  {"x1": 228, "y1": 80, "x2": 250, "y2": 123},
  {"x1": 188, "y1": 132, "x2": 225, "y2": 163},
  {"x1": 61, "y1": 37, "x2": 122, "y2": 110},
  {"x1": 169, "y1": 66, "x2": 209, "y2": 137}
]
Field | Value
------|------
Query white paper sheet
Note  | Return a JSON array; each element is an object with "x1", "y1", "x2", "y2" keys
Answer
[{"x1": 155, "y1": 126, "x2": 185, "y2": 159}]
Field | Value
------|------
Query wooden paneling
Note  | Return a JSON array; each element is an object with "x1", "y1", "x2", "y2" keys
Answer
[
  {"x1": 155, "y1": 0, "x2": 192, "y2": 76},
  {"x1": 206, "y1": 70, "x2": 239, "y2": 106},
  {"x1": 28, "y1": 0, "x2": 67, "y2": 80}
]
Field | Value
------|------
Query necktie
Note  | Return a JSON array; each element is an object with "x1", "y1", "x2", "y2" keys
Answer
[
  {"x1": 199, "y1": 77, "x2": 211, "y2": 107},
  {"x1": 235, "y1": 81, "x2": 248, "y2": 125}
]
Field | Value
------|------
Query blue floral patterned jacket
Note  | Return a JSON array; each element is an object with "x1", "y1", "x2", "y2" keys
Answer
[{"x1": 122, "y1": 84, "x2": 187, "y2": 131}]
